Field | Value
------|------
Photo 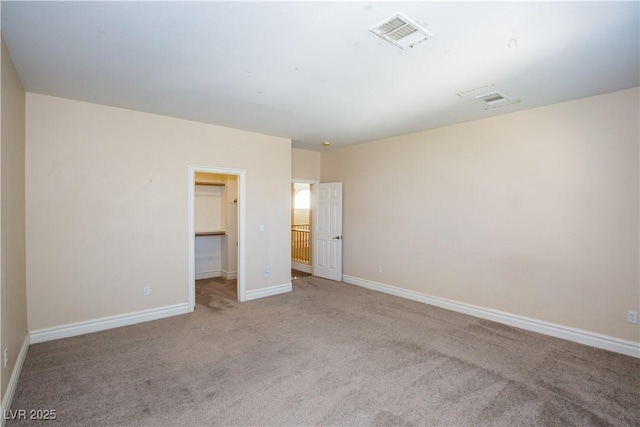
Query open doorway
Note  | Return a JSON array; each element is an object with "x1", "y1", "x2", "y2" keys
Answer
[
  {"x1": 188, "y1": 165, "x2": 246, "y2": 311},
  {"x1": 291, "y1": 181, "x2": 314, "y2": 275}
]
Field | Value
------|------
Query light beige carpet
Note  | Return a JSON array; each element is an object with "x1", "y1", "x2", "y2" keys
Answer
[
  {"x1": 195, "y1": 276, "x2": 237, "y2": 311},
  {"x1": 9, "y1": 275, "x2": 640, "y2": 426}
]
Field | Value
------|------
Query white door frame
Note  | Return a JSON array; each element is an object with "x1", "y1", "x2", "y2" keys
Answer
[{"x1": 188, "y1": 165, "x2": 247, "y2": 310}]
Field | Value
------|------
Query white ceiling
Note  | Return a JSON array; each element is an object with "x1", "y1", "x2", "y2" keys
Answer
[{"x1": 2, "y1": 1, "x2": 638, "y2": 151}]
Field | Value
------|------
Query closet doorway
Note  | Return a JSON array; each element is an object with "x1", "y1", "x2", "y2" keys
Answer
[{"x1": 188, "y1": 166, "x2": 246, "y2": 311}]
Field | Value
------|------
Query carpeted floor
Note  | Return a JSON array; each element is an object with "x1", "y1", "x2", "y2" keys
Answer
[
  {"x1": 195, "y1": 276, "x2": 237, "y2": 311},
  {"x1": 8, "y1": 274, "x2": 640, "y2": 426}
]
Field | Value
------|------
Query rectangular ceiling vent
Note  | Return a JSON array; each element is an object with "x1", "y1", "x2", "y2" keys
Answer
[
  {"x1": 370, "y1": 13, "x2": 433, "y2": 49},
  {"x1": 475, "y1": 91, "x2": 512, "y2": 106}
]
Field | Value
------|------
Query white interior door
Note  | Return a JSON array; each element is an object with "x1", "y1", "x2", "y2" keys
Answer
[{"x1": 314, "y1": 182, "x2": 342, "y2": 281}]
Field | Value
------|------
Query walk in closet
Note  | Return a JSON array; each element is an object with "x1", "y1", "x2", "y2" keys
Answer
[{"x1": 194, "y1": 172, "x2": 238, "y2": 280}]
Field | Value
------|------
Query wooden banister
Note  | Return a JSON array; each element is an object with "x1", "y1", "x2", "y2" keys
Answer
[{"x1": 291, "y1": 227, "x2": 310, "y2": 264}]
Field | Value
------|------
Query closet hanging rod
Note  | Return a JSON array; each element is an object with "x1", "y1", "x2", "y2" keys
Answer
[
  {"x1": 195, "y1": 231, "x2": 226, "y2": 236},
  {"x1": 194, "y1": 181, "x2": 226, "y2": 186}
]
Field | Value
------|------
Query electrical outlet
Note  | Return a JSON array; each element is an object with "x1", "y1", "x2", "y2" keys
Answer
[
  {"x1": 143, "y1": 287, "x2": 151, "y2": 296},
  {"x1": 264, "y1": 268, "x2": 270, "y2": 277},
  {"x1": 628, "y1": 311, "x2": 638, "y2": 324},
  {"x1": 378, "y1": 266, "x2": 383, "y2": 273},
  {"x1": 4, "y1": 348, "x2": 8, "y2": 368}
]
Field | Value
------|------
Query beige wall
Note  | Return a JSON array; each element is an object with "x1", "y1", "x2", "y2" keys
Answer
[
  {"x1": 292, "y1": 148, "x2": 320, "y2": 181},
  {"x1": 293, "y1": 209, "x2": 310, "y2": 225},
  {"x1": 293, "y1": 182, "x2": 311, "y2": 225},
  {"x1": 0, "y1": 37, "x2": 27, "y2": 400},
  {"x1": 26, "y1": 93, "x2": 291, "y2": 331},
  {"x1": 322, "y1": 87, "x2": 640, "y2": 342}
]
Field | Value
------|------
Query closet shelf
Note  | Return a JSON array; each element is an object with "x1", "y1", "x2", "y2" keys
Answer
[
  {"x1": 195, "y1": 181, "x2": 226, "y2": 186},
  {"x1": 195, "y1": 231, "x2": 226, "y2": 236}
]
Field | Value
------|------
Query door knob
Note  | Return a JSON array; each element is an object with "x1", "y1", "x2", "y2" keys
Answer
[{"x1": 332, "y1": 236, "x2": 342, "y2": 240}]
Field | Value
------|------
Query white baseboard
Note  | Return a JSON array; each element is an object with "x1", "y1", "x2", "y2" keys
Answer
[
  {"x1": 195, "y1": 269, "x2": 221, "y2": 280},
  {"x1": 222, "y1": 270, "x2": 237, "y2": 280},
  {"x1": 30, "y1": 303, "x2": 190, "y2": 344},
  {"x1": 342, "y1": 275, "x2": 640, "y2": 359},
  {"x1": 1, "y1": 334, "x2": 30, "y2": 426},
  {"x1": 291, "y1": 262, "x2": 312, "y2": 274},
  {"x1": 245, "y1": 283, "x2": 292, "y2": 301}
]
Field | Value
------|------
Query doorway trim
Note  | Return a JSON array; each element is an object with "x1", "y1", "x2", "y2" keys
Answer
[{"x1": 188, "y1": 165, "x2": 247, "y2": 311}]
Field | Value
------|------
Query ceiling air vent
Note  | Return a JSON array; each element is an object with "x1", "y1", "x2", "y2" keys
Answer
[
  {"x1": 370, "y1": 13, "x2": 432, "y2": 49},
  {"x1": 475, "y1": 91, "x2": 512, "y2": 106}
]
